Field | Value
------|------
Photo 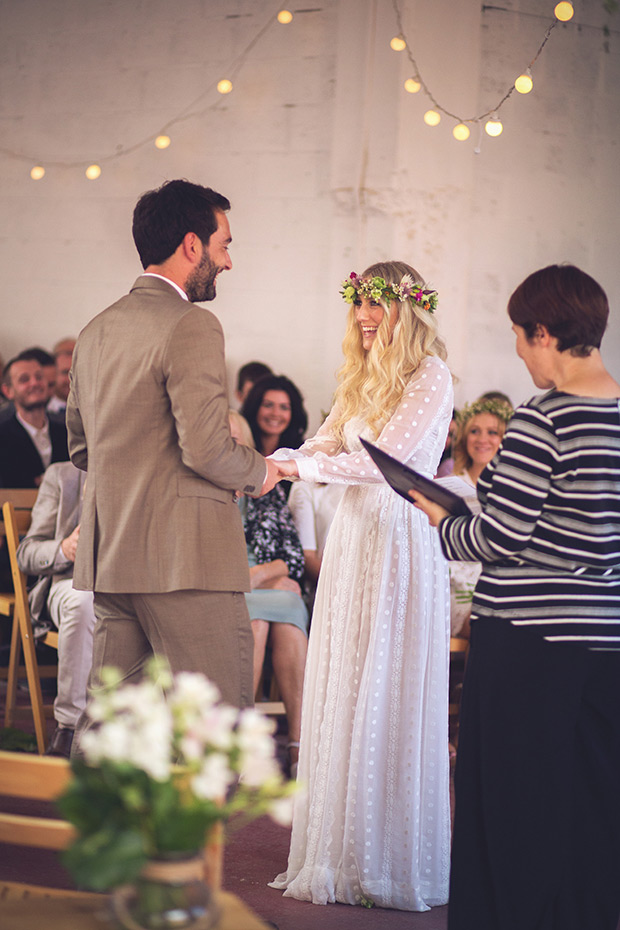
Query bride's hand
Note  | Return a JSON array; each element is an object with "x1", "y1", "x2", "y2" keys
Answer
[{"x1": 274, "y1": 460, "x2": 299, "y2": 478}]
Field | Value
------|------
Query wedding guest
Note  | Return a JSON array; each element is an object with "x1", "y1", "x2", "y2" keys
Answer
[
  {"x1": 448, "y1": 396, "x2": 513, "y2": 638},
  {"x1": 17, "y1": 461, "x2": 94, "y2": 758},
  {"x1": 235, "y1": 361, "x2": 272, "y2": 406},
  {"x1": 47, "y1": 337, "x2": 76, "y2": 420},
  {"x1": 241, "y1": 374, "x2": 307, "y2": 457},
  {"x1": 241, "y1": 375, "x2": 308, "y2": 498},
  {"x1": 270, "y1": 262, "x2": 452, "y2": 911},
  {"x1": 412, "y1": 264, "x2": 620, "y2": 930},
  {"x1": 230, "y1": 410, "x2": 308, "y2": 777},
  {"x1": 0, "y1": 351, "x2": 69, "y2": 487}
]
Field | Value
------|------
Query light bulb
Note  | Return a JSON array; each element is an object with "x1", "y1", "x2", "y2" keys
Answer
[
  {"x1": 217, "y1": 79, "x2": 233, "y2": 95},
  {"x1": 423, "y1": 109, "x2": 441, "y2": 127},
  {"x1": 390, "y1": 36, "x2": 406, "y2": 52},
  {"x1": 515, "y1": 71, "x2": 533, "y2": 94},
  {"x1": 453, "y1": 123, "x2": 470, "y2": 141},
  {"x1": 554, "y1": 1, "x2": 574, "y2": 21},
  {"x1": 404, "y1": 77, "x2": 421, "y2": 94},
  {"x1": 485, "y1": 118, "x2": 503, "y2": 137},
  {"x1": 85, "y1": 164, "x2": 101, "y2": 180},
  {"x1": 277, "y1": 10, "x2": 293, "y2": 24},
  {"x1": 155, "y1": 135, "x2": 171, "y2": 149},
  {"x1": 30, "y1": 165, "x2": 45, "y2": 180}
]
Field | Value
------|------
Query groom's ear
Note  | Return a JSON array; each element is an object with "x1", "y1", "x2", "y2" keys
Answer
[{"x1": 180, "y1": 231, "x2": 204, "y2": 266}]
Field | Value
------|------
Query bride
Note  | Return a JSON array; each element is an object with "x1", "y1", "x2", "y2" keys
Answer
[{"x1": 270, "y1": 261, "x2": 453, "y2": 911}]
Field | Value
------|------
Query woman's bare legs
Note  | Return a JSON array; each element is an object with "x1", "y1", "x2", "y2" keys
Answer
[
  {"x1": 251, "y1": 618, "x2": 270, "y2": 697},
  {"x1": 270, "y1": 623, "x2": 308, "y2": 768}
]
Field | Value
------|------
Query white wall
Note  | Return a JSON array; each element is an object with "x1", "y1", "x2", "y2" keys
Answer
[{"x1": 1, "y1": 0, "x2": 618, "y2": 431}]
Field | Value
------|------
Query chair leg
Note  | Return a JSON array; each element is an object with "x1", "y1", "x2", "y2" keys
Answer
[
  {"x1": 17, "y1": 609, "x2": 49, "y2": 753},
  {"x1": 4, "y1": 610, "x2": 21, "y2": 729}
]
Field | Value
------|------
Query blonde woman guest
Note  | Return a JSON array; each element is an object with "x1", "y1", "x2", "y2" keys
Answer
[
  {"x1": 270, "y1": 262, "x2": 453, "y2": 911},
  {"x1": 449, "y1": 397, "x2": 513, "y2": 638},
  {"x1": 412, "y1": 264, "x2": 620, "y2": 930}
]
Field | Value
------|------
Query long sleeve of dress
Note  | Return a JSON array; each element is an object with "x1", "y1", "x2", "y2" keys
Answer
[{"x1": 271, "y1": 356, "x2": 452, "y2": 484}]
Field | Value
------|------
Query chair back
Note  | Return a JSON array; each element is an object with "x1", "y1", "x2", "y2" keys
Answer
[
  {"x1": 0, "y1": 489, "x2": 38, "y2": 616},
  {"x1": 0, "y1": 750, "x2": 75, "y2": 850}
]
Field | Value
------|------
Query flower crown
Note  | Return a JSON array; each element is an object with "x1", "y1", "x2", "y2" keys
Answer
[
  {"x1": 340, "y1": 272, "x2": 438, "y2": 314},
  {"x1": 457, "y1": 398, "x2": 514, "y2": 426}
]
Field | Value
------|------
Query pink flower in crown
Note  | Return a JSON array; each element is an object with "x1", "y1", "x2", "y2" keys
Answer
[
  {"x1": 350, "y1": 272, "x2": 359, "y2": 280},
  {"x1": 399, "y1": 274, "x2": 415, "y2": 300}
]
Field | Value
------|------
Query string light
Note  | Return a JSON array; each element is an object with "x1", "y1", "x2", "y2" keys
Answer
[
  {"x1": 404, "y1": 77, "x2": 421, "y2": 94},
  {"x1": 515, "y1": 70, "x2": 533, "y2": 94},
  {"x1": 2, "y1": 4, "x2": 576, "y2": 176},
  {"x1": 423, "y1": 109, "x2": 441, "y2": 127},
  {"x1": 554, "y1": 2, "x2": 574, "y2": 21},
  {"x1": 453, "y1": 123, "x2": 470, "y2": 141},
  {"x1": 485, "y1": 117, "x2": 503, "y2": 137},
  {"x1": 393, "y1": 0, "x2": 565, "y2": 142}
]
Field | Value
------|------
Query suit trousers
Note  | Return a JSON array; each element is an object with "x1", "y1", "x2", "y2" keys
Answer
[
  {"x1": 73, "y1": 589, "x2": 254, "y2": 752},
  {"x1": 448, "y1": 618, "x2": 620, "y2": 930},
  {"x1": 47, "y1": 581, "x2": 96, "y2": 729}
]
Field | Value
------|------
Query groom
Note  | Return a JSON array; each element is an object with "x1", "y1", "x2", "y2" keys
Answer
[{"x1": 67, "y1": 180, "x2": 279, "y2": 737}]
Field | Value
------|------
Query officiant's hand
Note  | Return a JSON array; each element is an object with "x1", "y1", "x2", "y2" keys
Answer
[{"x1": 409, "y1": 491, "x2": 450, "y2": 527}]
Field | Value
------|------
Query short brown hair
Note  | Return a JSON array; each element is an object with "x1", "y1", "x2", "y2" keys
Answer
[{"x1": 507, "y1": 264, "x2": 608, "y2": 356}]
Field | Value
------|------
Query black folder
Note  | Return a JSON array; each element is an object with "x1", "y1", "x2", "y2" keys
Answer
[{"x1": 360, "y1": 437, "x2": 472, "y2": 516}]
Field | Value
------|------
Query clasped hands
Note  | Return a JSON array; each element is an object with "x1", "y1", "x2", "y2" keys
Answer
[{"x1": 257, "y1": 457, "x2": 300, "y2": 496}]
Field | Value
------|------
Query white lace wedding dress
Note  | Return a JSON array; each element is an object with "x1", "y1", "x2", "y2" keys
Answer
[{"x1": 269, "y1": 356, "x2": 452, "y2": 911}]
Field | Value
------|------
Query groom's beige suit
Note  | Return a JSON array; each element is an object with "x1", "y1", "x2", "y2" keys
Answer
[{"x1": 66, "y1": 274, "x2": 265, "y2": 710}]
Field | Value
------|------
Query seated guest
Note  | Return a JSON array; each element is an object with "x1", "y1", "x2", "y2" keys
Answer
[
  {"x1": 235, "y1": 360, "x2": 273, "y2": 406},
  {"x1": 288, "y1": 480, "x2": 346, "y2": 604},
  {"x1": 23, "y1": 347, "x2": 57, "y2": 403},
  {"x1": 0, "y1": 351, "x2": 69, "y2": 487},
  {"x1": 17, "y1": 461, "x2": 95, "y2": 757},
  {"x1": 47, "y1": 337, "x2": 76, "y2": 421},
  {"x1": 230, "y1": 411, "x2": 308, "y2": 777},
  {"x1": 448, "y1": 396, "x2": 513, "y2": 638},
  {"x1": 241, "y1": 375, "x2": 307, "y2": 498}
]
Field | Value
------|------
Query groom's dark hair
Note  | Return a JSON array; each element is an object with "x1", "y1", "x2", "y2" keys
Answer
[{"x1": 132, "y1": 179, "x2": 230, "y2": 269}]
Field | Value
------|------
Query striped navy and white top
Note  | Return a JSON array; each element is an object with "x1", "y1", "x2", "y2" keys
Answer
[{"x1": 439, "y1": 391, "x2": 620, "y2": 650}]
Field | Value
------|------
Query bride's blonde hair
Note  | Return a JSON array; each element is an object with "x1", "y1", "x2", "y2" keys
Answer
[{"x1": 330, "y1": 260, "x2": 447, "y2": 442}]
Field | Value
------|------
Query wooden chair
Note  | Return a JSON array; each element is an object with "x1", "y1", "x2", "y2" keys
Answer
[
  {"x1": 254, "y1": 665, "x2": 285, "y2": 717},
  {"x1": 0, "y1": 489, "x2": 38, "y2": 619},
  {"x1": 449, "y1": 636, "x2": 469, "y2": 747},
  {"x1": 2, "y1": 498, "x2": 59, "y2": 752},
  {"x1": 0, "y1": 750, "x2": 223, "y2": 898}
]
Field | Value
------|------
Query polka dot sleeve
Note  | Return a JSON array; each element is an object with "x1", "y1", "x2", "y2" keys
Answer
[{"x1": 271, "y1": 356, "x2": 452, "y2": 485}]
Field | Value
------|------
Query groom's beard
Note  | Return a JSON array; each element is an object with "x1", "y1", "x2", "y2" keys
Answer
[{"x1": 186, "y1": 248, "x2": 220, "y2": 303}]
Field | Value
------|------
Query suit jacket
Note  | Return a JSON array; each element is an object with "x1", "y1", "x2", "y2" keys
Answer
[
  {"x1": 16, "y1": 461, "x2": 85, "y2": 625},
  {"x1": 0, "y1": 414, "x2": 69, "y2": 488},
  {"x1": 66, "y1": 275, "x2": 266, "y2": 594}
]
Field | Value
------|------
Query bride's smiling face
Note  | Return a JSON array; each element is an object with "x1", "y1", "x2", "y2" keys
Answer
[{"x1": 354, "y1": 296, "x2": 398, "y2": 350}]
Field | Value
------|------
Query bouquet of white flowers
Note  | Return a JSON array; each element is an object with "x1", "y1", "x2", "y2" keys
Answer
[{"x1": 59, "y1": 658, "x2": 295, "y2": 892}]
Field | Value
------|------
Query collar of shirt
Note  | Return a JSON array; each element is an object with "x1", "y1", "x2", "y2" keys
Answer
[
  {"x1": 16, "y1": 411, "x2": 52, "y2": 469},
  {"x1": 141, "y1": 273, "x2": 188, "y2": 301}
]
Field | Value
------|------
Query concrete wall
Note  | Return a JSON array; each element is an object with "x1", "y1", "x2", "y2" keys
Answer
[{"x1": 1, "y1": 0, "x2": 618, "y2": 431}]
